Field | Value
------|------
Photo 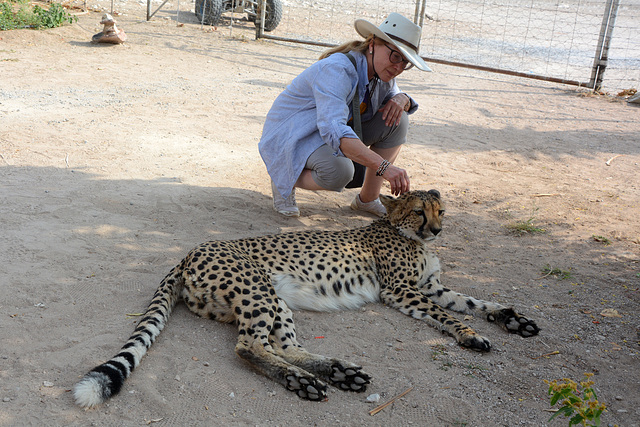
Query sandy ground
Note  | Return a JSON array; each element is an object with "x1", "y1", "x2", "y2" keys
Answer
[{"x1": 1, "y1": 6, "x2": 639, "y2": 427}]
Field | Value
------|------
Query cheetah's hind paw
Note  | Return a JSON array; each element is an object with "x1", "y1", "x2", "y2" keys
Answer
[
  {"x1": 285, "y1": 374, "x2": 328, "y2": 401},
  {"x1": 328, "y1": 362, "x2": 371, "y2": 392}
]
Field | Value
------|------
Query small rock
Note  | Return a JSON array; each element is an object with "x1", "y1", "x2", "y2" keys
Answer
[
  {"x1": 229, "y1": 392, "x2": 235, "y2": 398},
  {"x1": 615, "y1": 395, "x2": 623, "y2": 401},
  {"x1": 3, "y1": 397, "x2": 10, "y2": 402},
  {"x1": 366, "y1": 393, "x2": 380, "y2": 403},
  {"x1": 203, "y1": 362, "x2": 210, "y2": 367},
  {"x1": 174, "y1": 375, "x2": 180, "y2": 382},
  {"x1": 43, "y1": 381, "x2": 54, "y2": 387}
]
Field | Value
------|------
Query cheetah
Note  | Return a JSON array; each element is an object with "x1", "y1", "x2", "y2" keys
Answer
[{"x1": 74, "y1": 189, "x2": 539, "y2": 407}]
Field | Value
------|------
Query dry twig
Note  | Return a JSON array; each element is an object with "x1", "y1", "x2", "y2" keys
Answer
[
  {"x1": 369, "y1": 387, "x2": 413, "y2": 416},
  {"x1": 531, "y1": 350, "x2": 560, "y2": 359},
  {"x1": 605, "y1": 154, "x2": 622, "y2": 166},
  {"x1": 531, "y1": 193, "x2": 560, "y2": 197},
  {"x1": 535, "y1": 271, "x2": 554, "y2": 280}
]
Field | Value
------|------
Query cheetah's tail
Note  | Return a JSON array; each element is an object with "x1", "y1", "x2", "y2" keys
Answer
[{"x1": 73, "y1": 262, "x2": 185, "y2": 408}]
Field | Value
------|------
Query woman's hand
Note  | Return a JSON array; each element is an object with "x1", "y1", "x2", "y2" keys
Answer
[
  {"x1": 382, "y1": 163, "x2": 410, "y2": 195},
  {"x1": 380, "y1": 93, "x2": 410, "y2": 127},
  {"x1": 339, "y1": 137, "x2": 411, "y2": 196}
]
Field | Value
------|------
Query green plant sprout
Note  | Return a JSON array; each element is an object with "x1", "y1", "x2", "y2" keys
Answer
[
  {"x1": 541, "y1": 265, "x2": 573, "y2": 280},
  {"x1": 505, "y1": 206, "x2": 545, "y2": 234},
  {"x1": 591, "y1": 235, "x2": 611, "y2": 246},
  {"x1": 544, "y1": 373, "x2": 606, "y2": 426}
]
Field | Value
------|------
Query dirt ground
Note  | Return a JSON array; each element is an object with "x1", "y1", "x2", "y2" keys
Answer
[{"x1": 0, "y1": 5, "x2": 639, "y2": 427}]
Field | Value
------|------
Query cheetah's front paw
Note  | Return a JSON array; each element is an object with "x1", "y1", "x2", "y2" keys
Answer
[
  {"x1": 459, "y1": 333, "x2": 491, "y2": 352},
  {"x1": 488, "y1": 308, "x2": 540, "y2": 337}
]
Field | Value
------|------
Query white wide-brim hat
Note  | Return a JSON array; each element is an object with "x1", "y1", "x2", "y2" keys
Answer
[{"x1": 354, "y1": 13, "x2": 432, "y2": 72}]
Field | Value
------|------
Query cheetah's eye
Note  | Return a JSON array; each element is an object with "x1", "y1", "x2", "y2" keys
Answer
[
  {"x1": 413, "y1": 209, "x2": 424, "y2": 215},
  {"x1": 438, "y1": 210, "x2": 445, "y2": 216}
]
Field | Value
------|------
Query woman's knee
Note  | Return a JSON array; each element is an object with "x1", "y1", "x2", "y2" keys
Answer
[
  {"x1": 396, "y1": 111, "x2": 409, "y2": 137},
  {"x1": 312, "y1": 157, "x2": 354, "y2": 191},
  {"x1": 363, "y1": 110, "x2": 409, "y2": 148}
]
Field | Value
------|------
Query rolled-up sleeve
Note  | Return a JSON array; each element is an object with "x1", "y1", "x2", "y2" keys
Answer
[
  {"x1": 312, "y1": 60, "x2": 359, "y2": 153},
  {"x1": 379, "y1": 81, "x2": 419, "y2": 115}
]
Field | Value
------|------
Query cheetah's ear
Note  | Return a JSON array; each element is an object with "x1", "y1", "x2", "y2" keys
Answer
[
  {"x1": 427, "y1": 189, "x2": 441, "y2": 200},
  {"x1": 379, "y1": 194, "x2": 399, "y2": 214}
]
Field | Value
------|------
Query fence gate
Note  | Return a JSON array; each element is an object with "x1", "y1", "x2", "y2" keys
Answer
[{"x1": 253, "y1": 0, "x2": 639, "y2": 94}]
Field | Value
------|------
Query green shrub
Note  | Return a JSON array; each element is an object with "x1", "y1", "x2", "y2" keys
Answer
[
  {"x1": 0, "y1": 0, "x2": 77, "y2": 30},
  {"x1": 544, "y1": 373, "x2": 606, "y2": 426}
]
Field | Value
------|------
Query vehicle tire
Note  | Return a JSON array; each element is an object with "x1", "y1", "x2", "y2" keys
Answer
[
  {"x1": 195, "y1": 0, "x2": 224, "y2": 26},
  {"x1": 253, "y1": 0, "x2": 283, "y2": 32}
]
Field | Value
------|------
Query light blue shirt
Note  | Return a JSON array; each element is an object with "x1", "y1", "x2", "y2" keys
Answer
[{"x1": 259, "y1": 50, "x2": 418, "y2": 198}]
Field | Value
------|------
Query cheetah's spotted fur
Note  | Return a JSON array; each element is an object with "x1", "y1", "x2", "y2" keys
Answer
[{"x1": 74, "y1": 190, "x2": 539, "y2": 407}]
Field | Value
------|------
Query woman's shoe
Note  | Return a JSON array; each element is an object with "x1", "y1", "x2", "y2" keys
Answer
[
  {"x1": 271, "y1": 181, "x2": 300, "y2": 217},
  {"x1": 350, "y1": 194, "x2": 386, "y2": 217}
]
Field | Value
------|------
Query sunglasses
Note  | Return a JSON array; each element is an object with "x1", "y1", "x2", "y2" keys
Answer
[{"x1": 382, "y1": 43, "x2": 414, "y2": 70}]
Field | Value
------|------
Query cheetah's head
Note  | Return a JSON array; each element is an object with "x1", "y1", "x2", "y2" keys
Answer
[{"x1": 380, "y1": 190, "x2": 444, "y2": 243}]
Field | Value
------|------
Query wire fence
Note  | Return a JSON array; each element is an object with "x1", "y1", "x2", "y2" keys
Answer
[
  {"x1": 88, "y1": 0, "x2": 638, "y2": 93},
  {"x1": 255, "y1": 0, "x2": 640, "y2": 94}
]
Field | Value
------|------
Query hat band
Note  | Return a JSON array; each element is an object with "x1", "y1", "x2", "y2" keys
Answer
[{"x1": 385, "y1": 32, "x2": 419, "y2": 52}]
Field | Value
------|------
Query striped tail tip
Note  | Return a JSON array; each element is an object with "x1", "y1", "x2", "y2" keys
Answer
[{"x1": 73, "y1": 363, "x2": 126, "y2": 408}]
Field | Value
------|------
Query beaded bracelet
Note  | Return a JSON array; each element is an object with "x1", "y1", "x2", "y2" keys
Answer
[{"x1": 376, "y1": 159, "x2": 391, "y2": 176}]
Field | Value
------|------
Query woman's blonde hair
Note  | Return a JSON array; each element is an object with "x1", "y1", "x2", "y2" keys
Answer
[{"x1": 319, "y1": 34, "x2": 376, "y2": 60}]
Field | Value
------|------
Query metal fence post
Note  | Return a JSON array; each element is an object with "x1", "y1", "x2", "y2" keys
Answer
[
  {"x1": 419, "y1": 0, "x2": 426, "y2": 28},
  {"x1": 589, "y1": 0, "x2": 620, "y2": 91},
  {"x1": 146, "y1": 0, "x2": 170, "y2": 21},
  {"x1": 255, "y1": 0, "x2": 266, "y2": 39},
  {"x1": 413, "y1": 0, "x2": 427, "y2": 27}
]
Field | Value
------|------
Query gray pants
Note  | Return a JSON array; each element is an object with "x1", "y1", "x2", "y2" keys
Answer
[{"x1": 306, "y1": 109, "x2": 408, "y2": 191}]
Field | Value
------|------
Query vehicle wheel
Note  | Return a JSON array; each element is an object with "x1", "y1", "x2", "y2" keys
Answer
[
  {"x1": 253, "y1": 0, "x2": 283, "y2": 32},
  {"x1": 195, "y1": 0, "x2": 224, "y2": 26}
]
